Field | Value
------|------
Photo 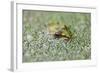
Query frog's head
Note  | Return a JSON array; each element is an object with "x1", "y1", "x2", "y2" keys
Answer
[{"x1": 48, "y1": 21, "x2": 63, "y2": 34}]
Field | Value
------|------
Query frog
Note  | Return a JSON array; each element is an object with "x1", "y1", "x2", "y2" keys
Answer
[{"x1": 48, "y1": 21, "x2": 72, "y2": 41}]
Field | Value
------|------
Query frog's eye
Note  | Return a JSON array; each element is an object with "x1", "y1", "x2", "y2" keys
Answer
[{"x1": 54, "y1": 31, "x2": 62, "y2": 38}]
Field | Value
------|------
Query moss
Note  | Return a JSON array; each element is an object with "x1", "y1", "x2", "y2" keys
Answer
[{"x1": 22, "y1": 10, "x2": 91, "y2": 62}]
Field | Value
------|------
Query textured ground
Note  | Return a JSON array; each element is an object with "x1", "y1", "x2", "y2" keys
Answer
[{"x1": 22, "y1": 10, "x2": 91, "y2": 62}]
